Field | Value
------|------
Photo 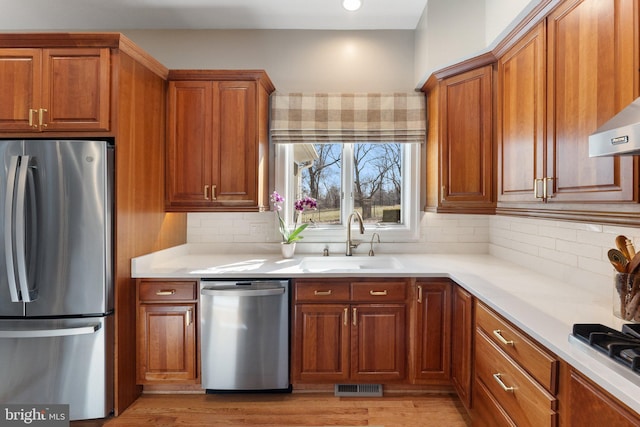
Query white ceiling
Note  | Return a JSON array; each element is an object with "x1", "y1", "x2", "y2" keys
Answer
[{"x1": 0, "y1": 0, "x2": 429, "y2": 31}]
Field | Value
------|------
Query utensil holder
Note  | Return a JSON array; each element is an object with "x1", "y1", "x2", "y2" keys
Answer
[{"x1": 614, "y1": 272, "x2": 640, "y2": 321}]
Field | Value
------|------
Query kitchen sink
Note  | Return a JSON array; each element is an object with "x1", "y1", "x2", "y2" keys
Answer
[{"x1": 298, "y1": 255, "x2": 403, "y2": 272}]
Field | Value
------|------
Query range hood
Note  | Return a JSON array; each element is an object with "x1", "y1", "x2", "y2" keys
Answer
[{"x1": 589, "y1": 97, "x2": 640, "y2": 157}]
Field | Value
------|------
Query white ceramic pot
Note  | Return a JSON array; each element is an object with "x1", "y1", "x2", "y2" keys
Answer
[{"x1": 281, "y1": 242, "x2": 296, "y2": 259}]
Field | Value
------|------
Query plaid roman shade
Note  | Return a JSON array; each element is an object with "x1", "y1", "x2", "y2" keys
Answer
[{"x1": 270, "y1": 92, "x2": 426, "y2": 144}]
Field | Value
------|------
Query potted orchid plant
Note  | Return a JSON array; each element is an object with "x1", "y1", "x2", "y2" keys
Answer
[{"x1": 271, "y1": 190, "x2": 317, "y2": 257}]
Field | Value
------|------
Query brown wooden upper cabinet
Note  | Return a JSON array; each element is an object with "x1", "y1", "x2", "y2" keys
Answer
[
  {"x1": 166, "y1": 70, "x2": 274, "y2": 212},
  {"x1": 0, "y1": 48, "x2": 110, "y2": 132},
  {"x1": 498, "y1": 0, "x2": 639, "y2": 215},
  {"x1": 423, "y1": 64, "x2": 495, "y2": 214}
]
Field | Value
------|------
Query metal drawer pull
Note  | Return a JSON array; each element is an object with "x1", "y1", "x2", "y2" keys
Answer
[
  {"x1": 493, "y1": 329, "x2": 515, "y2": 346},
  {"x1": 343, "y1": 307, "x2": 348, "y2": 326},
  {"x1": 156, "y1": 289, "x2": 176, "y2": 296},
  {"x1": 29, "y1": 109, "x2": 38, "y2": 128},
  {"x1": 369, "y1": 290, "x2": 388, "y2": 296},
  {"x1": 493, "y1": 373, "x2": 515, "y2": 392},
  {"x1": 186, "y1": 308, "x2": 192, "y2": 326},
  {"x1": 352, "y1": 307, "x2": 357, "y2": 326},
  {"x1": 314, "y1": 290, "x2": 332, "y2": 296},
  {"x1": 417, "y1": 285, "x2": 423, "y2": 303},
  {"x1": 39, "y1": 108, "x2": 47, "y2": 127},
  {"x1": 212, "y1": 184, "x2": 217, "y2": 200},
  {"x1": 204, "y1": 185, "x2": 210, "y2": 200}
]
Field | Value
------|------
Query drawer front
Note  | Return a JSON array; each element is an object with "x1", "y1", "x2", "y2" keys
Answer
[
  {"x1": 138, "y1": 280, "x2": 198, "y2": 302},
  {"x1": 476, "y1": 302, "x2": 557, "y2": 393},
  {"x1": 351, "y1": 281, "x2": 406, "y2": 302},
  {"x1": 475, "y1": 328, "x2": 557, "y2": 427},
  {"x1": 472, "y1": 377, "x2": 517, "y2": 427},
  {"x1": 295, "y1": 281, "x2": 350, "y2": 302}
]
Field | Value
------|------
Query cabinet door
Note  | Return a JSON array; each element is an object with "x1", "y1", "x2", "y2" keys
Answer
[
  {"x1": 498, "y1": 22, "x2": 546, "y2": 203},
  {"x1": 566, "y1": 369, "x2": 640, "y2": 426},
  {"x1": 351, "y1": 304, "x2": 406, "y2": 381},
  {"x1": 137, "y1": 303, "x2": 197, "y2": 383},
  {"x1": 0, "y1": 48, "x2": 41, "y2": 131},
  {"x1": 451, "y1": 285, "x2": 473, "y2": 409},
  {"x1": 413, "y1": 281, "x2": 451, "y2": 383},
  {"x1": 166, "y1": 80, "x2": 215, "y2": 208},
  {"x1": 42, "y1": 48, "x2": 110, "y2": 131},
  {"x1": 546, "y1": 0, "x2": 637, "y2": 202},
  {"x1": 439, "y1": 65, "x2": 494, "y2": 212},
  {"x1": 216, "y1": 81, "x2": 258, "y2": 205},
  {"x1": 292, "y1": 304, "x2": 350, "y2": 383}
]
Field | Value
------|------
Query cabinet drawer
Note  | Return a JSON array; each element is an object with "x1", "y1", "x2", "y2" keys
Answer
[
  {"x1": 476, "y1": 302, "x2": 557, "y2": 393},
  {"x1": 295, "y1": 281, "x2": 350, "y2": 302},
  {"x1": 472, "y1": 377, "x2": 516, "y2": 427},
  {"x1": 138, "y1": 281, "x2": 198, "y2": 302},
  {"x1": 351, "y1": 281, "x2": 406, "y2": 302},
  {"x1": 475, "y1": 328, "x2": 557, "y2": 427}
]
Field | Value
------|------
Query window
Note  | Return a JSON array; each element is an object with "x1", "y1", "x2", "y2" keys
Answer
[
  {"x1": 275, "y1": 141, "x2": 420, "y2": 241},
  {"x1": 270, "y1": 92, "x2": 425, "y2": 242}
]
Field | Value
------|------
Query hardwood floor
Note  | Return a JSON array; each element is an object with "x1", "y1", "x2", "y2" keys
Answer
[{"x1": 72, "y1": 392, "x2": 470, "y2": 426}]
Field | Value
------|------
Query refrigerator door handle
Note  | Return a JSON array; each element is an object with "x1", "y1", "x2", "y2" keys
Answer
[
  {"x1": 0, "y1": 322, "x2": 101, "y2": 338},
  {"x1": 4, "y1": 155, "x2": 20, "y2": 302},
  {"x1": 14, "y1": 155, "x2": 34, "y2": 302}
]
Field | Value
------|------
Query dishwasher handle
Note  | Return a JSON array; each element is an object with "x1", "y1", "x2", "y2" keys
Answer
[{"x1": 201, "y1": 287, "x2": 285, "y2": 297}]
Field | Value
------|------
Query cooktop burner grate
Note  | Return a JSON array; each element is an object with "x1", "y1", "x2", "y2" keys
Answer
[{"x1": 572, "y1": 323, "x2": 640, "y2": 373}]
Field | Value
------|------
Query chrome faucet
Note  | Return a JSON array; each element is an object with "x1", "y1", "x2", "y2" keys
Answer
[{"x1": 346, "y1": 210, "x2": 365, "y2": 256}]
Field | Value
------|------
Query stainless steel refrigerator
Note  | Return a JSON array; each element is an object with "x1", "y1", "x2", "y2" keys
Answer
[{"x1": 0, "y1": 140, "x2": 114, "y2": 421}]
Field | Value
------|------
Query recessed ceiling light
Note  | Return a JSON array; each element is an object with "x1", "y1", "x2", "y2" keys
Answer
[{"x1": 342, "y1": 0, "x2": 362, "y2": 12}]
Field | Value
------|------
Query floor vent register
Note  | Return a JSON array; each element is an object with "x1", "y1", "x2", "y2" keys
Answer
[{"x1": 334, "y1": 384, "x2": 383, "y2": 397}]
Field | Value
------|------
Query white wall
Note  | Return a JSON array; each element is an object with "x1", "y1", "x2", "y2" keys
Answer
[
  {"x1": 413, "y1": 0, "x2": 486, "y2": 85},
  {"x1": 123, "y1": 29, "x2": 416, "y2": 92},
  {"x1": 413, "y1": 0, "x2": 538, "y2": 86},
  {"x1": 485, "y1": 0, "x2": 538, "y2": 47}
]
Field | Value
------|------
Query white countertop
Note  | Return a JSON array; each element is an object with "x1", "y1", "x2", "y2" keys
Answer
[{"x1": 132, "y1": 244, "x2": 640, "y2": 414}]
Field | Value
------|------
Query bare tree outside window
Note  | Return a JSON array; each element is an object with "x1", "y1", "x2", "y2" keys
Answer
[{"x1": 299, "y1": 143, "x2": 403, "y2": 226}]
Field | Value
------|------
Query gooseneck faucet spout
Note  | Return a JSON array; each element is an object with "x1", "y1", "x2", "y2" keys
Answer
[{"x1": 346, "y1": 210, "x2": 365, "y2": 256}]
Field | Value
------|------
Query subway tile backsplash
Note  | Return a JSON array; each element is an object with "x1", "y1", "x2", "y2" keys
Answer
[
  {"x1": 186, "y1": 212, "x2": 640, "y2": 293},
  {"x1": 489, "y1": 216, "x2": 640, "y2": 294}
]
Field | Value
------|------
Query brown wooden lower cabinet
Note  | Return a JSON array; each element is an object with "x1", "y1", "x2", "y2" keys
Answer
[
  {"x1": 292, "y1": 278, "x2": 408, "y2": 384},
  {"x1": 293, "y1": 303, "x2": 350, "y2": 383},
  {"x1": 472, "y1": 377, "x2": 516, "y2": 427},
  {"x1": 413, "y1": 280, "x2": 452, "y2": 384},
  {"x1": 451, "y1": 285, "x2": 473, "y2": 409},
  {"x1": 472, "y1": 301, "x2": 558, "y2": 427},
  {"x1": 136, "y1": 279, "x2": 199, "y2": 384},
  {"x1": 558, "y1": 362, "x2": 640, "y2": 427}
]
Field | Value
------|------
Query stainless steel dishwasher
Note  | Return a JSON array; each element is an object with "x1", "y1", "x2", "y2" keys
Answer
[{"x1": 200, "y1": 279, "x2": 291, "y2": 392}]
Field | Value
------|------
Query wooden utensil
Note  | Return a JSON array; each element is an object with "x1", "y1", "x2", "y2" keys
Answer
[
  {"x1": 616, "y1": 235, "x2": 632, "y2": 260},
  {"x1": 608, "y1": 249, "x2": 629, "y2": 272},
  {"x1": 627, "y1": 251, "x2": 640, "y2": 275}
]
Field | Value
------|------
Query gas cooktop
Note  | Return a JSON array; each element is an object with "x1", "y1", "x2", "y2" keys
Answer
[{"x1": 572, "y1": 323, "x2": 640, "y2": 374}]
